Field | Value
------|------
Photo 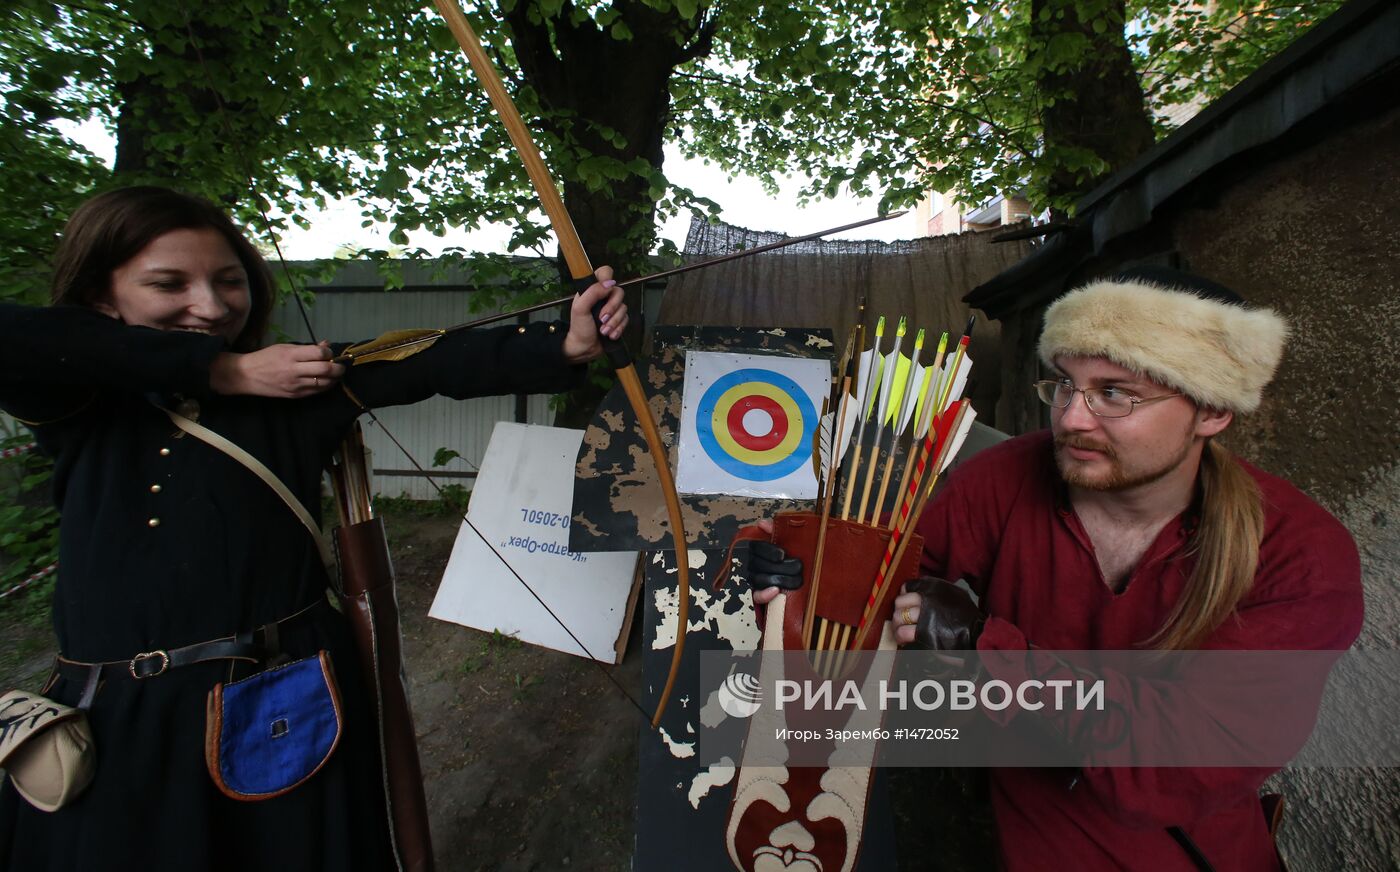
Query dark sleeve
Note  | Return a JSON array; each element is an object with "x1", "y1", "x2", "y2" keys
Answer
[
  {"x1": 0, "y1": 303, "x2": 224, "y2": 422},
  {"x1": 307, "y1": 321, "x2": 587, "y2": 435}
]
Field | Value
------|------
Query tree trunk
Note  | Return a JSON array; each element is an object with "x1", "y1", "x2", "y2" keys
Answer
[
  {"x1": 503, "y1": 0, "x2": 715, "y2": 425},
  {"x1": 112, "y1": 11, "x2": 266, "y2": 205},
  {"x1": 505, "y1": 0, "x2": 711, "y2": 271},
  {"x1": 1029, "y1": 0, "x2": 1155, "y2": 207}
]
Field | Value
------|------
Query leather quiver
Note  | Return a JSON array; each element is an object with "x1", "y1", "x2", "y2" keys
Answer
[
  {"x1": 335, "y1": 517, "x2": 434, "y2": 872},
  {"x1": 769, "y1": 510, "x2": 924, "y2": 650}
]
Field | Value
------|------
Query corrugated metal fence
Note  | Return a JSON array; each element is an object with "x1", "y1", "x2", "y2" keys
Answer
[{"x1": 271, "y1": 286, "x2": 560, "y2": 500}]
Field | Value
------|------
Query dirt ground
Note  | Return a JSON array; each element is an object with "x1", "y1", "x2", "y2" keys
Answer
[
  {"x1": 1, "y1": 506, "x2": 995, "y2": 871},
  {"x1": 382, "y1": 511, "x2": 996, "y2": 872},
  {"x1": 384, "y1": 511, "x2": 643, "y2": 871}
]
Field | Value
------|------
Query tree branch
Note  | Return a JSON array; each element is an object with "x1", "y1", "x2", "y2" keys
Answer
[{"x1": 676, "y1": 8, "x2": 718, "y2": 65}]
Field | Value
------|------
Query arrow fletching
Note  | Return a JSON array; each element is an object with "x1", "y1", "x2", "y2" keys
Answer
[
  {"x1": 858, "y1": 316, "x2": 887, "y2": 419},
  {"x1": 886, "y1": 328, "x2": 925, "y2": 430},
  {"x1": 940, "y1": 405, "x2": 979, "y2": 473},
  {"x1": 937, "y1": 352, "x2": 974, "y2": 415},
  {"x1": 912, "y1": 332, "x2": 948, "y2": 438},
  {"x1": 337, "y1": 328, "x2": 447, "y2": 365},
  {"x1": 883, "y1": 352, "x2": 912, "y2": 426},
  {"x1": 813, "y1": 397, "x2": 831, "y2": 481},
  {"x1": 855, "y1": 347, "x2": 883, "y2": 420}
]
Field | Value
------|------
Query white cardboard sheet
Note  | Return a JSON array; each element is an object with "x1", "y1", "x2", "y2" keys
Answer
[{"x1": 429, "y1": 422, "x2": 638, "y2": 662}]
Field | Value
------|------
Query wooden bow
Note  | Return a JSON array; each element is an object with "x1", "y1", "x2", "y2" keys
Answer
[{"x1": 431, "y1": 0, "x2": 691, "y2": 728}]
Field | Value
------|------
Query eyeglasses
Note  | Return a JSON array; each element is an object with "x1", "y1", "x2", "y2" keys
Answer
[{"x1": 1033, "y1": 379, "x2": 1182, "y2": 418}]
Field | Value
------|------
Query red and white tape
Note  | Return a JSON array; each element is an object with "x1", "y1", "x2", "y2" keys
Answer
[
  {"x1": 0, "y1": 442, "x2": 37, "y2": 459},
  {"x1": 0, "y1": 561, "x2": 57, "y2": 601}
]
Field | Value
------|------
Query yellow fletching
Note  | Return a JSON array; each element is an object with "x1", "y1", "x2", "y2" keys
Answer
[
  {"x1": 887, "y1": 328, "x2": 926, "y2": 426},
  {"x1": 341, "y1": 329, "x2": 447, "y2": 364},
  {"x1": 912, "y1": 366, "x2": 938, "y2": 437},
  {"x1": 884, "y1": 353, "x2": 912, "y2": 425}
]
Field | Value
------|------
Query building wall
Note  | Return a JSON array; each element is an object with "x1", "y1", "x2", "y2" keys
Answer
[
  {"x1": 983, "y1": 98, "x2": 1400, "y2": 872},
  {"x1": 928, "y1": 208, "x2": 961, "y2": 236},
  {"x1": 1170, "y1": 104, "x2": 1400, "y2": 870},
  {"x1": 920, "y1": 190, "x2": 1034, "y2": 238}
]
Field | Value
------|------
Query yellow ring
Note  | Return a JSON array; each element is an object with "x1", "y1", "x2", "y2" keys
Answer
[{"x1": 709, "y1": 382, "x2": 804, "y2": 467}]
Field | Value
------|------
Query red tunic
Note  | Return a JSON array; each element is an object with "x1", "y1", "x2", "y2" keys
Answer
[{"x1": 915, "y1": 430, "x2": 1363, "y2": 871}]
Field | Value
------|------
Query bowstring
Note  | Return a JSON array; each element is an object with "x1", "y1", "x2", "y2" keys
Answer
[{"x1": 180, "y1": 10, "x2": 652, "y2": 725}]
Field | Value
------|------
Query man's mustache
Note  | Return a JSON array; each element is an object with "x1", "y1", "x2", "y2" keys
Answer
[{"x1": 1055, "y1": 434, "x2": 1116, "y2": 459}]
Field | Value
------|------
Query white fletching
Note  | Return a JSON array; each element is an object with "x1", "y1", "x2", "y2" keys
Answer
[
  {"x1": 939, "y1": 406, "x2": 979, "y2": 473},
  {"x1": 854, "y1": 347, "x2": 883, "y2": 421},
  {"x1": 942, "y1": 353, "x2": 974, "y2": 414},
  {"x1": 816, "y1": 399, "x2": 861, "y2": 477},
  {"x1": 901, "y1": 362, "x2": 932, "y2": 435}
]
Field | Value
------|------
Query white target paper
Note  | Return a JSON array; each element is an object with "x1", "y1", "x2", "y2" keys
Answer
[{"x1": 675, "y1": 351, "x2": 831, "y2": 499}]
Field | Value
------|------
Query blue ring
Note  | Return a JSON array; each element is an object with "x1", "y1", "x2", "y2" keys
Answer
[{"x1": 696, "y1": 368, "x2": 817, "y2": 481}]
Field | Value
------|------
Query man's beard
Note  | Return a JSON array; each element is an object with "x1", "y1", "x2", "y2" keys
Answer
[{"x1": 1054, "y1": 433, "x2": 1192, "y2": 492}]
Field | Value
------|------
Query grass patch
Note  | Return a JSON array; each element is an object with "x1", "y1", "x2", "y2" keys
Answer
[
  {"x1": 372, "y1": 484, "x2": 471, "y2": 518},
  {"x1": 459, "y1": 629, "x2": 524, "y2": 676}
]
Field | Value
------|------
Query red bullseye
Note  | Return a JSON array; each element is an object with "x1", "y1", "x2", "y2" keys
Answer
[{"x1": 726, "y1": 394, "x2": 789, "y2": 451}]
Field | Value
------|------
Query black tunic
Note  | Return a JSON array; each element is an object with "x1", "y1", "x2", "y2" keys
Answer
[{"x1": 0, "y1": 303, "x2": 582, "y2": 871}]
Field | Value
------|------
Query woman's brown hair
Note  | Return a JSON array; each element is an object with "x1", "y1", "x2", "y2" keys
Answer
[{"x1": 50, "y1": 186, "x2": 275, "y2": 352}]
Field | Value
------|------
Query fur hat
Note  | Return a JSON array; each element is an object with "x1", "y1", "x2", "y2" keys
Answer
[{"x1": 1037, "y1": 268, "x2": 1289, "y2": 413}]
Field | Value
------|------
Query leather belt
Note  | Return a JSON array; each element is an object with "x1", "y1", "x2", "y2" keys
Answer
[{"x1": 52, "y1": 597, "x2": 331, "y2": 705}]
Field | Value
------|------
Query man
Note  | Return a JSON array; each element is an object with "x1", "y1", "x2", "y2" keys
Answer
[{"x1": 893, "y1": 268, "x2": 1364, "y2": 870}]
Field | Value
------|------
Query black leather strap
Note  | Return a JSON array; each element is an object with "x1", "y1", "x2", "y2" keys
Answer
[
  {"x1": 54, "y1": 597, "x2": 328, "y2": 685},
  {"x1": 76, "y1": 663, "x2": 100, "y2": 710}
]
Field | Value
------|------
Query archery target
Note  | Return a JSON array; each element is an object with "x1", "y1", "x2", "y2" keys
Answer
[
  {"x1": 699, "y1": 369, "x2": 815, "y2": 480},
  {"x1": 677, "y1": 351, "x2": 831, "y2": 499}
]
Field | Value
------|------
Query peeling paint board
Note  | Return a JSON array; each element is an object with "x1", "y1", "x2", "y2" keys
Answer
[{"x1": 429, "y1": 422, "x2": 639, "y2": 663}]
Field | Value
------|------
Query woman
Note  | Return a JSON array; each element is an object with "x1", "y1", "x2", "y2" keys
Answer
[{"x1": 0, "y1": 186, "x2": 626, "y2": 870}]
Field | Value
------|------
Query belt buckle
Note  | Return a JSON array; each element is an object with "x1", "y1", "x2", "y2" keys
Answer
[{"x1": 128, "y1": 650, "x2": 170, "y2": 679}]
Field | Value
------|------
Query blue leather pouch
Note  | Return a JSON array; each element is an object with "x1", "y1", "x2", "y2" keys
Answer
[{"x1": 205, "y1": 651, "x2": 342, "y2": 800}]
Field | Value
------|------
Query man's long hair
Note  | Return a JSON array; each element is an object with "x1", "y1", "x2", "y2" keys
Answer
[{"x1": 1149, "y1": 441, "x2": 1265, "y2": 649}]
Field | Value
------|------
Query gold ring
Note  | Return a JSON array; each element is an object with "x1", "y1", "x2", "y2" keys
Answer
[
  {"x1": 901, "y1": 606, "x2": 915, "y2": 626},
  {"x1": 314, "y1": 377, "x2": 320, "y2": 387}
]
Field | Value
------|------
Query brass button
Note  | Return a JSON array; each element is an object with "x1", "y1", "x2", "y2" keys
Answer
[
  {"x1": 150, "y1": 484, "x2": 162, "y2": 494},
  {"x1": 516, "y1": 326, "x2": 527, "y2": 334},
  {"x1": 147, "y1": 518, "x2": 161, "y2": 528},
  {"x1": 548, "y1": 324, "x2": 557, "y2": 333},
  {"x1": 159, "y1": 448, "x2": 171, "y2": 457}
]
